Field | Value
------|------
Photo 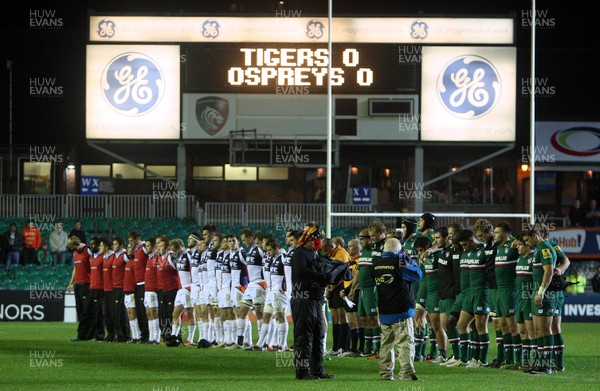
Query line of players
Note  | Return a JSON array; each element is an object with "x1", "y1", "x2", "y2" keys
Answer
[
  {"x1": 67, "y1": 225, "x2": 302, "y2": 350},
  {"x1": 392, "y1": 215, "x2": 568, "y2": 374}
]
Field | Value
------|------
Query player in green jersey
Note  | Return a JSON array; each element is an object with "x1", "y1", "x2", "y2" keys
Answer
[
  {"x1": 348, "y1": 228, "x2": 371, "y2": 355},
  {"x1": 513, "y1": 236, "x2": 535, "y2": 372},
  {"x1": 448, "y1": 229, "x2": 490, "y2": 368},
  {"x1": 492, "y1": 222, "x2": 521, "y2": 369},
  {"x1": 540, "y1": 225, "x2": 570, "y2": 372},
  {"x1": 415, "y1": 235, "x2": 448, "y2": 363},
  {"x1": 415, "y1": 213, "x2": 437, "y2": 361},
  {"x1": 522, "y1": 227, "x2": 557, "y2": 375}
]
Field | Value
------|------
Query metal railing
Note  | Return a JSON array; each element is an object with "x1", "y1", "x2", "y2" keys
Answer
[
  {"x1": 205, "y1": 202, "x2": 376, "y2": 227},
  {"x1": 0, "y1": 194, "x2": 200, "y2": 221}
]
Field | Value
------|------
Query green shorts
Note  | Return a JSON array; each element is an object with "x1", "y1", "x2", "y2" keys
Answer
[
  {"x1": 439, "y1": 297, "x2": 455, "y2": 315},
  {"x1": 426, "y1": 291, "x2": 440, "y2": 313},
  {"x1": 416, "y1": 281, "x2": 428, "y2": 307},
  {"x1": 488, "y1": 288, "x2": 497, "y2": 313},
  {"x1": 531, "y1": 291, "x2": 556, "y2": 317},
  {"x1": 515, "y1": 297, "x2": 532, "y2": 323},
  {"x1": 358, "y1": 286, "x2": 378, "y2": 316},
  {"x1": 471, "y1": 289, "x2": 490, "y2": 315},
  {"x1": 554, "y1": 291, "x2": 564, "y2": 317},
  {"x1": 461, "y1": 290, "x2": 474, "y2": 313},
  {"x1": 451, "y1": 292, "x2": 464, "y2": 316},
  {"x1": 495, "y1": 287, "x2": 517, "y2": 317}
]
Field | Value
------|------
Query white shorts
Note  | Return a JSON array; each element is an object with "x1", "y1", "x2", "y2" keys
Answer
[
  {"x1": 174, "y1": 288, "x2": 193, "y2": 308},
  {"x1": 231, "y1": 287, "x2": 244, "y2": 308},
  {"x1": 272, "y1": 291, "x2": 289, "y2": 312},
  {"x1": 144, "y1": 291, "x2": 159, "y2": 308},
  {"x1": 124, "y1": 293, "x2": 136, "y2": 309},
  {"x1": 218, "y1": 288, "x2": 232, "y2": 308},
  {"x1": 264, "y1": 289, "x2": 274, "y2": 307},
  {"x1": 208, "y1": 280, "x2": 218, "y2": 303},
  {"x1": 191, "y1": 285, "x2": 201, "y2": 306},
  {"x1": 241, "y1": 281, "x2": 267, "y2": 306},
  {"x1": 199, "y1": 286, "x2": 211, "y2": 306}
]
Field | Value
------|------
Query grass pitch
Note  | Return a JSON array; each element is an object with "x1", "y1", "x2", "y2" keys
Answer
[{"x1": 0, "y1": 322, "x2": 598, "y2": 391}]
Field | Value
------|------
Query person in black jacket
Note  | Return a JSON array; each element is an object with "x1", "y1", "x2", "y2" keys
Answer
[
  {"x1": 3, "y1": 223, "x2": 23, "y2": 271},
  {"x1": 290, "y1": 225, "x2": 334, "y2": 381}
]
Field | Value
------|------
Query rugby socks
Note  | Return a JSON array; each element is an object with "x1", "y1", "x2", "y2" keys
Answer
[
  {"x1": 224, "y1": 320, "x2": 234, "y2": 344},
  {"x1": 543, "y1": 334, "x2": 554, "y2": 370},
  {"x1": 172, "y1": 324, "x2": 181, "y2": 337},
  {"x1": 496, "y1": 334, "x2": 504, "y2": 364},
  {"x1": 236, "y1": 318, "x2": 247, "y2": 345},
  {"x1": 503, "y1": 333, "x2": 513, "y2": 364},
  {"x1": 187, "y1": 325, "x2": 196, "y2": 343},
  {"x1": 351, "y1": 328, "x2": 360, "y2": 352},
  {"x1": 332, "y1": 324, "x2": 341, "y2": 352},
  {"x1": 468, "y1": 330, "x2": 478, "y2": 361},
  {"x1": 365, "y1": 328, "x2": 373, "y2": 353},
  {"x1": 421, "y1": 325, "x2": 429, "y2": 357},
  {"x1": 554, "y1": 333, "x2": 564, "y2": 370},
  {"x1": 152, "y1": 319, "x2": 161, "y2": 342},
  {"x1": 268, "y1": 318, "x2": 278, "y2": 347},
  {"x1": 340, "y1": 323, "x2": 350, "y2": 352},
  {"x1": 513, "y1": 334, "x2": 522, "y2": 364},
  {"x1": 479, "y1": 333, "x2": 490, "y2": 365},
  {"x1": 257, "y1": 322, "x2": 270, "y2": 348},
  {"x1": 428, "y1": 327, "x2": 438, "y2": 358},
  {"x1": 129, "y1": 319, "x2": 141, "y2": 340},
  {"x1": 244, "y1": 320, "x2": 253, "y2": 345},
  {"x1": 521, "y1": 338, "x2": 531, "y2": 369},
  {"x1": 277, "y1": 322, "x2": 288, "y2": 348},
  {"x1": 214, "y1": 316, "x2": 223, "y2": 344},
  {"x1": 448, "y1": 328, "x2": 460, "y2": 359},
  {"x1": 373, "y1": 326, "x2": 381, "y2": 353},
  {"x1": 358, "y1": 327, "x2": 365, "y2": 352},
  {"x1": 459, "y1": 333, "x2": 470, "y2": 363},
  {"x1": 472, "y1": 332, "x2": 480, "y2": 361}
]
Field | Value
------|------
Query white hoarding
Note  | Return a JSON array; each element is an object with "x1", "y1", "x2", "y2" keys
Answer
[
  {"x1": 86, "y1": 45, "x2": 180, "y2": 140},
  {"x1": 421, "y1": 46, "x2": 516, "y2": 142}
]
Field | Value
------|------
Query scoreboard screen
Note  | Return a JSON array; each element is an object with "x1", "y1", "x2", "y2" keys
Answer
[{"x1": 183, "y1": 43, "x2": 418, "y2": 94}]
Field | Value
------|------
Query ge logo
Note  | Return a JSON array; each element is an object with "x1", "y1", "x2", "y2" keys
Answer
[
  {"x1": 306, "y1": 20, "x2": 324, "y2": 39},
  {"x1": 97, "y1": 19, "x2": 116, "y2": 39},
  {"x1": 202, "y1": 19, "x2": 220, "y2": 39},
  {"x1": 410, "y1": 21, "x2": 428, "y2": 39},
  {"x1": 101, "y1": 52, "x2": 164, "y2": 116},
  {"x1": 438, "y1": 55, "x2": 500, "y2": 119}
]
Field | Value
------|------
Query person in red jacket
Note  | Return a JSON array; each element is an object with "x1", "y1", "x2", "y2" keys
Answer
[
  {"x1": 144, "y1": 238, "x2": 161, "y2": 344},
  {"x1": 100, "y1": 238, "x2": 116, "y2": 342},
  {"x1": 128, "y1": 231, "x2": 149, "y2": 343},
  {"x1": 111, "y1": 237, "x2": 131, "y2": 342},
  {"x1": 67, "y1": 235, "x2": 92, "y2": 342},
  {"x1": 85, "y1": 237, "x2": 105, "y2": 341},
  {"x1": 157, "y1": 236, "x2": 179, "y2": 341},
  {"x1": 22, "y1": 219, "x2": 42, "y2": 264}
]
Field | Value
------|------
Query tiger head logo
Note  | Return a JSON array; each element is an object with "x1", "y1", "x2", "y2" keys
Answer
[{"x1": 196, "y1": 96, "x2": 229, "y2": 136}]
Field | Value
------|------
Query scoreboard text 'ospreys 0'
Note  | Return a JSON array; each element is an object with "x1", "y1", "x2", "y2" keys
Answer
[{"x1": 183, "y1": 43, "x2": 419, "y2": 94}]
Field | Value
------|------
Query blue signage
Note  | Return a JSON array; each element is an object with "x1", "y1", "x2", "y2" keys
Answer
[
  {"x1": 352, "y1": 185, "x2": 371, "y2": 204},
  {"x1": 80, "y1": 176, "x2": 100, "y2": 195}
]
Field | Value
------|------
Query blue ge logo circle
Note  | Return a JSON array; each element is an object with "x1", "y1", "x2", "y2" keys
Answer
[
  {"x1": 438, "y1": 55, "x2": 501, "y2": 119},
  {"x1": 410, "y1": 21, "x2": 428, "y2": 39},
  {"x1": 306, "y1": 20, "x2": 324, "y2": 39},
  {"x1": 202, "y1": 19, "x2": 220, "y2": 39},
  {"x1": 97, "y1": 19, "x2": 116, "y2": 39},
  {"x1": 101, "y1": 52, "x2": 164, "y2": 116}
]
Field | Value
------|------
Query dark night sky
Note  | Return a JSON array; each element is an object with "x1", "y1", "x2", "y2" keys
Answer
[{"x1": 1, "y1": 0, "x2": 598, "y2": 149}]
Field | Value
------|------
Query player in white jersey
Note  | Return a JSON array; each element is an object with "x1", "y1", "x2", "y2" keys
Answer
[
  {"x1": 238, "y1": 229, "x2": 266, "y2": 343},
  {"x1": 227, "y1": 234, "x2": 250, "y2": 348},
  {"x1": 217, "y1": 235, "x2": 236, "y2": 347},
  {"x1": 247, "y1": 234, "x2": 274, "y2": 351},
  {"x1": 196, "y1": 240, "x2": 212, "y2": 347},
  {"x1": 210, "y1": 233, "x2": 225, "y2": 346},
  {"x1": 187, "y1": 233, "x2": 201, "y2": 344},
  {"x1": 171, "y1": 239, "x2": 195, "y2": 346},
  {"x1": 203, "y1": 225, "x2": 219, "y2": 306},
  {"x1": 268, "y1": 238, "x2": 292, "y2": 350}
]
